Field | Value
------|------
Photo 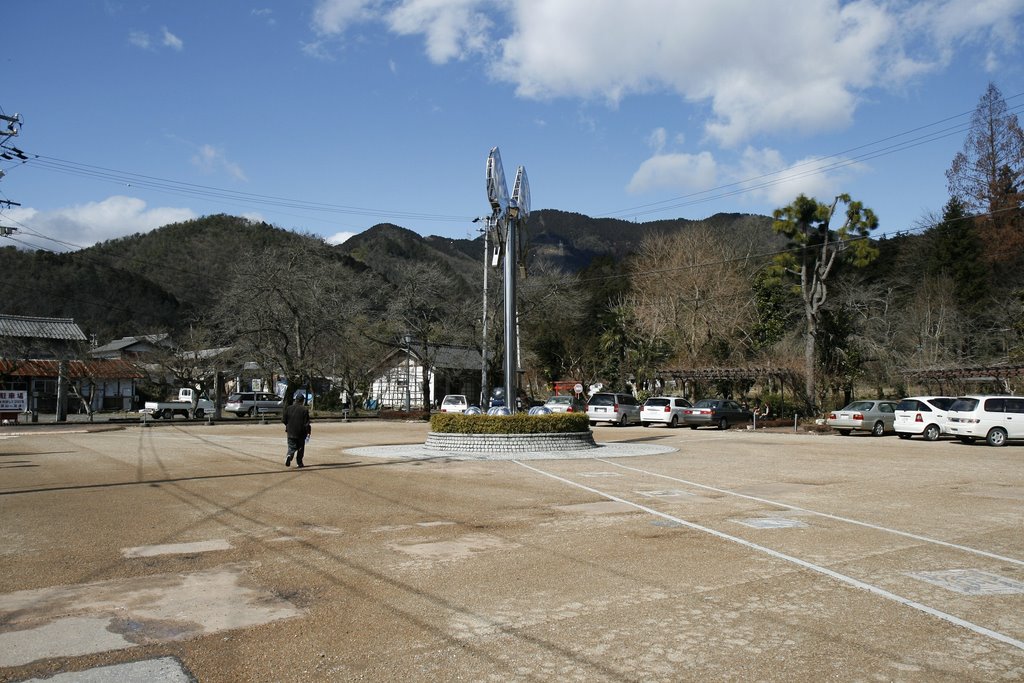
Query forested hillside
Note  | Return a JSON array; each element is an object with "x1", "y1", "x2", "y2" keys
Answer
[{"x1": 0, "y1": 209, "x2": 775, "y2": 341}]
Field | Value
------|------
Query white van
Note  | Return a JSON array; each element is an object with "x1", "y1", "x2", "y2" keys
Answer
[{"x1": 944, "y1": 395, "x2": 1024, "y2": 446}]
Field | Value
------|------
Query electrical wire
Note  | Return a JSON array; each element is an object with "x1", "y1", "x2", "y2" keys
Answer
[{"x1": 6, "y1": 93, "x2": 1021, "y2": 231}]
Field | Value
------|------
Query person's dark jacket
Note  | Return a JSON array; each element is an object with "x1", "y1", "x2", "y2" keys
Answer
[{"x1": 283, "y1": 402, "x2": 311, "y2": 439}]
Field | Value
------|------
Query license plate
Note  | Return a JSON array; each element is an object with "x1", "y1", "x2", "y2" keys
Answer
[{"x1": 595, "y1": 407, "x2": 606, "y2": 412}]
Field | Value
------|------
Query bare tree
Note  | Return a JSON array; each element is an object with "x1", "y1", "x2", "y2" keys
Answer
[
  {"x1": 386, "y1": 261, "x2": 471, "y2": 409},
  {"x1": 629, "y1": 223, "x2": 759, "y2": 366},
  {"x1": 216, "y1": 238, "x2": 370, "y2": 402},
  {"x1": 946, "y1": 82, "x2": 1024, "y2": 219}
]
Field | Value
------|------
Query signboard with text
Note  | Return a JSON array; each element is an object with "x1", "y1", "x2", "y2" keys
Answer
[{"x1": 0, "y1": 390, "x2": 27, "y2": 412}]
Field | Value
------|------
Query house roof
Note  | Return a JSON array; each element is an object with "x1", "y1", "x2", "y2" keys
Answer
[
  {"x1": 425, "y1": 344, "x2": 483, "y2": 370},
  {"x1": 89, "y1": 333, "x2": 171, "y2": 355},
  {"x1": 0, "y1": 358, "x2": 144, "y2": 379},
  {"x1": 382, "y1": 342, "x2": 482, "y2": 371},
  {"x1": 0, "y1": 314, "x2": 87, "y2": 341}
]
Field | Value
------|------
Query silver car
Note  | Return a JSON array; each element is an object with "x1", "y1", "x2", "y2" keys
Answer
[
  {"x1": 224, "y1": 391, "x2": 284, "y2": 417},
  {"x1": 826, "y1": 400, "x2": 898, "y2": 436},
  {"x1": 587, "y1": 392, "x2": 641, "y2": 426},
  {"x1": 543, "y1": 395, "x2": 586, "y2": 414}
]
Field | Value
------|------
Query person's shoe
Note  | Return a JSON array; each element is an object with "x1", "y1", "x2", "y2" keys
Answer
[
  {"x1": 296, "y1": 462, "x2": 305, "y2": 468},
  {"x1": 285, "y1": 455, "x2": 293, "y2": 467}
]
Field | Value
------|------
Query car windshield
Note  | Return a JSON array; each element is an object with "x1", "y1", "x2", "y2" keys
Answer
[
  {"x1": 896, "y1": 399, "x2": 921, "y2": 411},
  {"x1": 589, "y1": 394, "x2": 616, "y2": 406},
  {"x1": 930, "y1": 397, "x2": 956, "y2": 410},
  {"x1": 843, "y1": 401, "x2": 875, "y2": 411},
  {"x1": 645, "y1": 399, "x2": 669, "y2": 407},
  {"x1": 693, "y1": 399, "x2": 720, "y2": 408},
  {"x1": 442, "y1": 396, "x2": 466, "y2": 405},
  {"x1": 227, "y1": 394, "x2": 247, "y2": 402},
  {"x1": 546, "y1": 397, "x2": 571, "y2": 405},
  {"x1": 949, "y1": 398, "x2": 978, "y2": 412}
]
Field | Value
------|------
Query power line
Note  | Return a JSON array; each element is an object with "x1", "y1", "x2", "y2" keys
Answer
[
  {"x1": 597, "y1": 95, "x2": 1024, "y2": 220},
  {"x1": 11, "y1": 93, "x2": 1023, "y2": 232}
]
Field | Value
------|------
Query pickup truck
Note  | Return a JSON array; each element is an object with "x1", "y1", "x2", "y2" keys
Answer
[{"x1": 144, "y1": 388, "x2": 215, "y2": 420}]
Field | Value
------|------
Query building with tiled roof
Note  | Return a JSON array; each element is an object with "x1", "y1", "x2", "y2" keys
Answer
[
  {"x1": 0, "y1": 314, "x2": 141, "y2": 418},
  {"x1": 0, "y1": 314, "x2": 87, "y2": 343},
  {"x1": 89, "y1": 333, "x2": 172, "y2": 359}
]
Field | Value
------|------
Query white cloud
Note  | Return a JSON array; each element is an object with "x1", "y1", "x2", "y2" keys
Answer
[
  {"x1": 625, "y1": 143, "x2": 864, "y2": 208},
  {"x1": 304, "y1": 0, "x2": 1024, "y2": 146},
  {"x1": 128, "y1": 30, "x2": 151, "y2": 50},
  {"x1": 731, "y1": 146, "x2": 863, "y2": 207},
  {"x1": 8, "y1": 197, "x2": 196, "y2": 250},
  {"x1": 627, "y1": 151, "x2": 717, "y2": 194},
  {"x1": 326, "y1": 230, "x2": 357, "y2": 245},
  {"x1": 311, "y1": 0, "x2": 379, "y2": 36},
  {"x1": 385, "y1": 0, "x2": 492, "y2": 63},
  {"x1": 161, "y1": 27, "x2": 183, "y2": 51},
  {"x1": 191, "y1": 144, "x2": 248, "y2": 182},
  {"x1": 252, "y1": 8, "x2": 277, "y2": 26},
  {"x1": 646, "y1": 128, "x2": 667, "y2": 153}
]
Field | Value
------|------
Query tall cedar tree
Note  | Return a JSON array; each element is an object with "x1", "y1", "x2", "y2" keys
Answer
[{"x1": 945, "y1": 82, "x2": 1024, "y2": 267}]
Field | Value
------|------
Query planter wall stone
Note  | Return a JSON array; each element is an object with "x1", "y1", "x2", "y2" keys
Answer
[{"x1": 424, "y1": 431, "x2": 596, "y2": 453}]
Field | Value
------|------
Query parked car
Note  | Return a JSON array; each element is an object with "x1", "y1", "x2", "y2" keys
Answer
[
  {"x1": 586, "y1": 392, "x2": 641, "y2": 426},
  {"x1": 681, "y1": 399, "x2": 753, "y2": 430},
  {"x1": 826, "y1": 400, "x2": 897, "y2": 436},
  {"x1": 440, "y1": 394, "x2": 469, "y2": 413},
  {"x1": 543, "y1": 395, "x2": 586, "y2": 413},
  {"x1": 640, "y1": 396, "x2": 692, "y2": 428},
  {"x1": 224, "y1": 391, "x2": 284, "y2": 417},
  {"x1": 944, "y1": 395, "x2": 1024, "y2": 446},
  {"x1": 894, "y1": 396, "x2": 956, "y2": 441}
]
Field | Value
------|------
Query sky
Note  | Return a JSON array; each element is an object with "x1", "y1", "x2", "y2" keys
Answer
[{"x1": 2, "y1": 0, "x2": 1024, "y2": 252}]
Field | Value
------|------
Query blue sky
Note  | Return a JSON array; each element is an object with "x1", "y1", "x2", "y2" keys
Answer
[{"x1": 2, "y1": 0, "x2": 1023, "y2": 251}]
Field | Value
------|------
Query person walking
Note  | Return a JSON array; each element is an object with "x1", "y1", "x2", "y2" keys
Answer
[{"x1": 283, "y1": 392, "x2": 311, "y2": 468}]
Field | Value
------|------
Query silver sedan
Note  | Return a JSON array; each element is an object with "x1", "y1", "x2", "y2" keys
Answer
[{"x1": 826, "y1": 400, "x2": 898, "y2": 436}]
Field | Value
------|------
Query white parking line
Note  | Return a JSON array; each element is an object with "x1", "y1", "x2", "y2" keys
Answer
[
  {"x1": 514, "y1": 460, "x2": 1024, "y2": 652},
  {"x1": 598, "y1": 458, "x2": 1024, "y2": 567}
]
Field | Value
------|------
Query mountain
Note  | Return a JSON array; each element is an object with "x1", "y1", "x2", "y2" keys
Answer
[{"x1": 1, "y1": 209, "x2": 777, "y2": 341}]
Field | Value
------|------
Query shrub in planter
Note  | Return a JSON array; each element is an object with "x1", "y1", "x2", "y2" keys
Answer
[{"x1": 430, "y1": 412, "x2": 589, "y2": 434}]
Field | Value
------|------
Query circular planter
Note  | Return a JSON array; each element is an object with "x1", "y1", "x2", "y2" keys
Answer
[{"x1": 424, "y1": 431, "x2": 596, "y2": 453}]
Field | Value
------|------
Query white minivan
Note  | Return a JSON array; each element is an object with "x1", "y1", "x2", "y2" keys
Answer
[{"x1": 944, "y1": 395, "x2": 1024, "y2": 447}]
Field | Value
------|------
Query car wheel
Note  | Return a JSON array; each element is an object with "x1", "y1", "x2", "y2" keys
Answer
[
  {"x1": 670, "y1": 415, "x2": 678, "y2": 428},
  {"x1": 689, "y1": 425, "x2": 698, "y2": 430},
  {"x1": 619, "y1": 414, "x2": 628, "y2": 427},
  {"x1": 718, "y1": 417, "x2": 728, "y2": 430},
  {"x1": 641, "y1": 421, "x2": 649, "y2": 427},
  {"x1": 923, "y1": 424, "x2": 941, "y2": 442},
  {"x1": 244, "y1": 408, "x2": 253, "y2": 417},
  {"x1": 589, "y1": 421, "x2": 596, "y2": 427},
  {"x1": 162, "y1": 408, "x2": 174, "y2": 420},
  {"x1": 194, "y1": 408, "x2": 205, "y2": 419},
  {"x1": 838, "y1": 429, "x2": 851, "y2": 436},
  {"x1": 986, "y1": 427, "x2": 1008, "y2": 447},
  {"x1": 871, "y1": 421, "x2": 884, "y2": 436},
  {"x1": 897, "y1": 432, "x2": 911, "y2": 440}
]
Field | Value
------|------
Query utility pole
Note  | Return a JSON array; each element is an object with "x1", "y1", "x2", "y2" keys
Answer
[
  {"x1": 475, "y1": 216, "x2": 493, "y2": 408},
  {"x1": 0, "y1": 110, "x2": 24, "y2": 213}
]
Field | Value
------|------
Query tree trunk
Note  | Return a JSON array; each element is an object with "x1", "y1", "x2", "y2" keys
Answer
[{"x1": 804, "y1": 316, "x2": 817, "y2": 414}]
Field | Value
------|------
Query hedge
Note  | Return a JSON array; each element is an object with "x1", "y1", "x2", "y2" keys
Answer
[{"x1": 430, "y1": 412, "x2": 590, "y2": 434}]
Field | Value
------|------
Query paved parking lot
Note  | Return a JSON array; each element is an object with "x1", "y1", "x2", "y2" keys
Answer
[{"x1": 1, "y1": 420, "x2": 1022, "y2": 681}]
